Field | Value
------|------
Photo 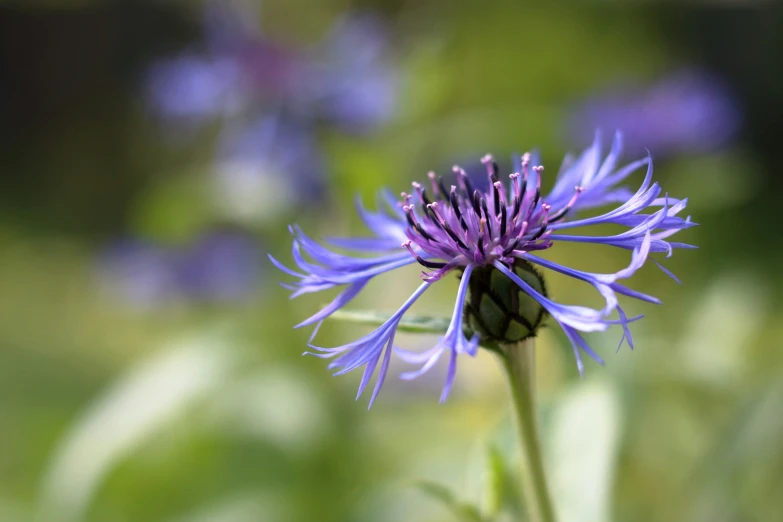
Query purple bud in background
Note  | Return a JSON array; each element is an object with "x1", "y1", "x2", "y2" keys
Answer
[{"x1": 566, "y1": 70, "x2": 741, "y2": 158}]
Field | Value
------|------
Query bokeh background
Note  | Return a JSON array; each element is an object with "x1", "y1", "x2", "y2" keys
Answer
[{"x1": 1, "y1": 1, "x2": 782, "y2": 521}]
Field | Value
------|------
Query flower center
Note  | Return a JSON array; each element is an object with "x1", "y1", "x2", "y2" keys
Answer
[{"x1": 400, "y1": 154, "x2": 583, "y2": 277}]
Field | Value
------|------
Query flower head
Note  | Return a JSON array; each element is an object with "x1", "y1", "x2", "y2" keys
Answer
[{"x1": 272, "y1": 132, "x2": 696, "y2": 406}]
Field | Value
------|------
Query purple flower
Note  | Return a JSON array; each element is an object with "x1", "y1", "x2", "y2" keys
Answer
[
  {"x1": 272, "y1": 132, "x2": 696, "y2": 406},
  {"x1": 567, "y1": 70, "x2": 740, "y2": 157},
  {"x1": 144, "y1": 3, "x2": 397, "y2": 220},
  {"x1": 98, "y1": 229, "x2": 262, "y2": 307},
  {"x1": 145, "y1": 2, "x2": 397, "y2": 133}
]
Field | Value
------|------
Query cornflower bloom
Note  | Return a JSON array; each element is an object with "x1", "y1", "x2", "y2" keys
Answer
[{"x1": 272, "y1": 132, "x2": 695, "y2": 406}]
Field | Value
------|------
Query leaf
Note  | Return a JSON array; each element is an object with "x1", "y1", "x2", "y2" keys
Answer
[
  {"x1": 481, "y1": 445, "x2": 505, "y2": 517},
  {"x1": 477, "y1": 442, "x2": 526, "y2": 521},
  {"x1": 330, "y1": 309, "x2": 451, "y2": 334},
  {"x1": 37, "y1": 331, "x2": 240, "y2": 522},
  {"x1": 414, "y1": 481, "x2": 488, "y2": 522}
]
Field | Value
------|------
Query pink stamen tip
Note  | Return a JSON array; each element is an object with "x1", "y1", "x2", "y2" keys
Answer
[
  {"x1": 493, "y1": 181, "x2": 502, "y2": 189},
  {"x1": 575, "y1": 185, "x2": 585, "y2": 192},
  {"x1": 427, "y1": 171, "x2": 436, "y2": 180},
  {"x1": 533, "y1": 166, "x2": 544, "y2": 172},
  {"x1": 452, "y1": 165, "x2": 460, "y2": 172},
  {"x1": 542, "y1": 203, "x2": 551, "y2": 211},
  {"x1": 481, "y1": 154, "x2": 493, "y2": 164},
  {"x1": 509, "y1": 173, "x2": 520, "y2": 179},
  {"x1": 450, "y1": 185, "x2": 457, "y2": 194},
  {"x1": 521, "y1": 152, "x2": 531, "y2": 164},
  {"x1": 412, "y1": 182, "x2": 421, "y2": 189}
]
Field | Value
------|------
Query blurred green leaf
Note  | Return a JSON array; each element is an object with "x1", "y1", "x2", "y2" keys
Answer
[
  {"x1": 481, "y1": 445, "x2": 504, "y2": 517},
  {"x1": 547, "y1": 381, "x2": 622, "y2": 522},
  {"x1": 414, "y1": 481, "x2": 487, "y2": 522}
]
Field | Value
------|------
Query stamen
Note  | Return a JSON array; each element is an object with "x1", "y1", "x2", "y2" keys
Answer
[
  {"x1": 402, "y1": 241, "x2": 447, "y2": 269},
  {"x1": 523, "y1": 166, "x2": 543, "y2": 220},
  {"x1": 499, "y1": 204, "x2": 507, "y2": 237},
  {"x1": 511, "y1": 170, "x2": 527, "y2": 221},
  {"x1": 411, "y1": 181, "x2": 423, "y2": 200},
  {"x1": 547, "y1": 186, "x2": 584, "y2": 224},
  {"x1": 420, "y1": 187, "x2": 432, "y2": 207},
  {"x1": 493, "y1": 181, "x2": 501, "y2": 216},
  {"x1": 480, "y1": 198, "x2": 493, "y2": 238},
  {"x1": 424, "y1": 201, "x2": 444, "y2": 229},
  {"x1": 437, "y1": 176, "x2": 450, "y2": 200},
  {"x1": 529, "y1": 204, "x2": 550, "y2": 242},
  {"x1": 472, "y1": 190, "x2": 481, "y2": 214},
  {"x1": 494, "y1": 180, "x2": 508, "y2": 207},
  {"x1": 528, "y1": 225, "x2": 547, "y2": 242},
  {"x1": 502, "y1": 220, "x2": 529, "y2": 255},
  {"x1": 481, "y1": 154, "x2": 499, "y2": 183},
  {"x1": 405, "y1": 205, "x2": 436, "y2": 241},
  {"x1": 427, "y1": 171, "x2": 440, "y2": 199},
  {"x1": 430, "y1": 203, "x2": 468, "y2": 249},
  {"x1": 443, "y1": 221, "x2": 468, "y2": 249},
  {"x1": 450, "y1": 186, "x2": 469, "y2": 231},
  {"x1": 454, "y1": 166, "x2": 475, "y2": 198}
]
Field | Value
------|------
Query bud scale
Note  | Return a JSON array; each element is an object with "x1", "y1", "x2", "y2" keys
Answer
[{"x1": 463, "y1": 259, "x2": 548, "y2": 344}]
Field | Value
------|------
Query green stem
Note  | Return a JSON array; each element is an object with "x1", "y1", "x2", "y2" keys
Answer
[{"x1": 500, "y1": 339, "x2": 557, "y2": 522}]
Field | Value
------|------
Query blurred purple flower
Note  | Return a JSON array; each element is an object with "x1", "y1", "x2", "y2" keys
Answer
[
  {"x1": 292, "y1": 15, "x2": 397, "y2": 132},
  {"x1": 97, "y1": 229, "x2": 262, "y2": 307},
  {"x1": 97, "y1": 239, "x2": 179, "y2": 308},
  {"x1": 175, "y1": 230, "x2": 262, "y2": 302},
  {"x1": 145, "y1": 55, "x2": 242, "y2": 122},
  {"x1": 144, "y1": 2, "x2": 397, "y2": 221},
  {"x1": 145, "y1": 1, "x2": 397, "y2": 132},
  {"x1": 567, "y1": 70, "x2": 741, "y2": 157}
]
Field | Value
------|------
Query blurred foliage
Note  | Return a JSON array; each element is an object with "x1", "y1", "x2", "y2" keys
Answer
[{"x1": 1, "y1": 1, "x2": 782, "y2": 522}]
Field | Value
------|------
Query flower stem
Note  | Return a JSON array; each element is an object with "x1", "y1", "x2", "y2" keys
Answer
[{"x1": 500, "y1": 339, "x2": 557, "y2": 522}]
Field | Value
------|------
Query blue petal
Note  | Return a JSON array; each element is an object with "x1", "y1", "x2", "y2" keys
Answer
[
  {"x1": 398, "y1": 264, "x2": 480, "y2": 402},
  {"x1": 307, "y1": 282, "x2": 432, "y2": 406}
]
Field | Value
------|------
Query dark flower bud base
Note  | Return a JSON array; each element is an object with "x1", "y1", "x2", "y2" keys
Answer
[{"x1": 464, "y1": 259, "x2": 548, "y2": 345}]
